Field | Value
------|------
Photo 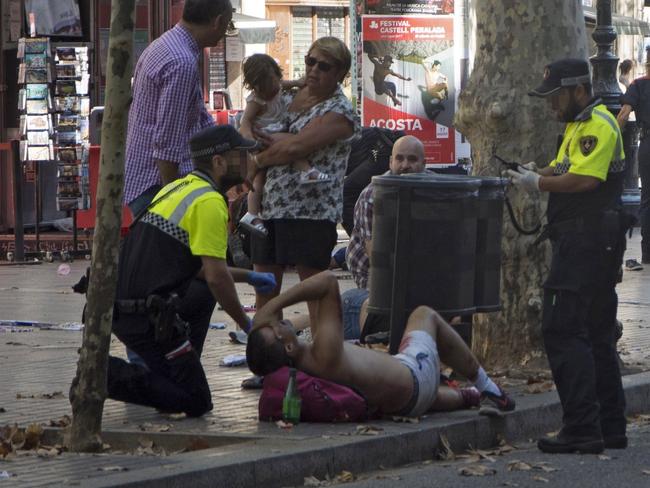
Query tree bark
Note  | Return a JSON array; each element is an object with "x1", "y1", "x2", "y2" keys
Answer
[
  {"x1": 454, "y1": 0, "x2": 588, "y2": 370},
  {"x1": 68, "y1": 0, "x2": 136, "y2": 452}
]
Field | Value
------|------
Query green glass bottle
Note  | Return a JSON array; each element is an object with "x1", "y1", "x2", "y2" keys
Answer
[{"x1": 282, "y1": 368, "x2": 301, "y2": 424}]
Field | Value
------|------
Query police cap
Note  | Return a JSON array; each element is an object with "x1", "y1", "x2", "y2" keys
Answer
[
  {"x1": 190, "y1": 125, "x2": 259, "y2": 161},
  {"x1": 528, "y1": 58, "x2": 592, "y2": 97}
]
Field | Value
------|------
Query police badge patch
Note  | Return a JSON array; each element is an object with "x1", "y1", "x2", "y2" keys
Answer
[{"x1": 579, "y1": 136, "x2": 598, "y2": 156}]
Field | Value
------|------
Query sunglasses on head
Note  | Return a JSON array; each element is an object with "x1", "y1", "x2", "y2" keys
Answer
[{"x1": 304, "y1": 55, "x2": 335, "y2": 72}]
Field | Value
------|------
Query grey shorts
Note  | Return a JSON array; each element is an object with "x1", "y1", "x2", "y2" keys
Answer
[{"x1": 394, "y1": 330, "x2": 440, "y2": 417}]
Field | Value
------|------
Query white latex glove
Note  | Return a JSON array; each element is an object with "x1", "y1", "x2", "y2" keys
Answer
[
  {"x1": 507, "y1": 167, "x2": 540, "y2": 192},
  {"x1": 522, "y1": 161, "x2": 537, "y2": 171}
]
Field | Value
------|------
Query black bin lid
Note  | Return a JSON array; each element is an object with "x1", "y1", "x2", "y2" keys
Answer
[{"x1": 372, "y1": 172, "x2": 482, "y2": 191}]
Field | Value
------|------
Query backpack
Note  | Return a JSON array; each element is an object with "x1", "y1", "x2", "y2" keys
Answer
[{"x1": 259, "y1": 367, "x2": 369, "y2": 423}]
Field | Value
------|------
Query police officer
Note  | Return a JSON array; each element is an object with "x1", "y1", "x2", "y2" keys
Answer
[
  {"x1": 617, "y1": 58, "x2": 650, "y2": 267},
  {"x1": 106, "y1": 125, "x2": 276, "y2": 417},
  {"x1": 509, "y1": 59, "x2": 627, "y2": 454}
]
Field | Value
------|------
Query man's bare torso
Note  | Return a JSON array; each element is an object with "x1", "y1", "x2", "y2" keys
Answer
[{"x1": 298, "y1": 341, "x2": 415, "y2": 414}]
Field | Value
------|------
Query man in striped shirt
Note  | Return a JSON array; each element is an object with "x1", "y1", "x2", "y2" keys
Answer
[{"x1": 124, "y1": 0, "x2": 233, "y2": 216}]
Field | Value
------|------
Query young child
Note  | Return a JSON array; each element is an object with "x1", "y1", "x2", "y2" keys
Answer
[{"x1": 238, "y1": 54, "x2": 330, "y2": 237}]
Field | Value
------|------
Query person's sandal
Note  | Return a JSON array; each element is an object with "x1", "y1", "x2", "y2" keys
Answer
[
  {"x1": 239, "y1": 212, "x2": 268, "y2": 238},
  {"x1": 299, "y1": 168, "x2": 331, "y2": 185}
]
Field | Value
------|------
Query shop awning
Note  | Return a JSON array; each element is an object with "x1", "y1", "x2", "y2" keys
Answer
[
  {"x1": 583, "y1": 7, "x2": 650, "y2": 35},
  {"x1": 230, "y1": 12, "x2": 276, "y2": 44}
]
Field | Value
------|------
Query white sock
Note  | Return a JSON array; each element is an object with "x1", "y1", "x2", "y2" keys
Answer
[{"x1": 472, "y1": 367, "x2": 501, "y2": 397}]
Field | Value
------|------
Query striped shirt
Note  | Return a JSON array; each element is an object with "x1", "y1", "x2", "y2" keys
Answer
[{"x1": 124, "y1": 24, "x2": 214, "y2": 204}]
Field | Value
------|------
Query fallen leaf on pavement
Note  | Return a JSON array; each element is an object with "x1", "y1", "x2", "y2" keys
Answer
[
  {"x1": 137, "y1": 423, "x2": 171, "y2": 432},
  {"x1": 304, "y1": 475, "x2": 325, "y2": 486},
  {"x1": 36, "y1": 447, "x2": 59, "y2": 458},
  {"x1": 48, "y1": 415, "x2": 72, "y2": 428},
  {"x1": 355, "y1": 425, "x2": 383, "y2": 436},
  {"x1": 336, "y1": 470, "x2": 355, "y2": 482},
  {"x1": 467, "y1": 448, "x2": 497, "y2": 462},
  {"x1": 16, "y1": 391, "x2": 65, "y2": 400},
  {"x1": 376, "y1": 474, "x2": 401, "y2": 481},
  {"x1": 458, "y1": 464, "x2": 496, "y2": 476},
  {"x1": 438, "y1": 434, "x2": 455, "y2": 461},
  {"x1": 598, "y1": 455, "x2": 611, "y2": 461},
  {"x1": 524, "y1": 381, "x2": 555, "y2": 394},
  {"x1": 24, "y1": 423, "x2": 43, "y2": 450},
  {"x1": 532, "y1": 475, "x2": 549, "y2": 483},
  {"x1": 391, "y1": 415, "x2": 419, "y2": 423},
  {"x1": 508, "y1": 460, "x2": 532, "y2": 471},
  {"x1": 166, "y1": 413, "x2": 186, "y2": 421},
  {"x1": 138, "y1": 439, "x2": 154, "y2": 449}
]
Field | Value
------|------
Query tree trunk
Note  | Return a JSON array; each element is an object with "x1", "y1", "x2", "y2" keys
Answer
[
  {"x1": 68, "y1": 0, "x2": 136, "y2": 452},
  {"x1": 455, "y1": 0, "x2": 588, "y2": 370}
]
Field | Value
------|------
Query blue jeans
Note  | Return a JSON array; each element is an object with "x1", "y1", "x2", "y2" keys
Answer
[{"x1": 341, "y1": 288, "x2": 369, "y2": 340}]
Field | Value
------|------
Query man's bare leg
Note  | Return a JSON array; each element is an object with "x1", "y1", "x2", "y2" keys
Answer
[{"x1": 403, "y1": 306, "x2": 515, "y2": 411}]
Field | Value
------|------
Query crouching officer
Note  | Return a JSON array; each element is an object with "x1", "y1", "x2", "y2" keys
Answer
[
  {"x1": 508, "y1": 58, "x2": 628, "y2": 454},
  {"x1": 106, "y1": 125, "x2": 276, "y2": 417}
]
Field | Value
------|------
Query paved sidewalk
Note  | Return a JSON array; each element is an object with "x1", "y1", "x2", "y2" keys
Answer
[{"x1": 0, "y1": 235, "x2": 648, "y2": 487}]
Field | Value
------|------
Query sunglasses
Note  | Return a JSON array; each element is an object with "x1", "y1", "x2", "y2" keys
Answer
[{"x1": 304, "y1": 55, "x2": 336, "y2": 72}]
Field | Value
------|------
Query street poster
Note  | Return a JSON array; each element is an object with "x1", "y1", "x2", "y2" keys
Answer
[{"x1": 361, "y1": 15, "x2": 456, "y2": 165}]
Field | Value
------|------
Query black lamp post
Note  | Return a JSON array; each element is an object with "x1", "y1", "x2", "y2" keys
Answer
[{"x1": 590, "y1": 0, "x2": 641, "y2": 211}]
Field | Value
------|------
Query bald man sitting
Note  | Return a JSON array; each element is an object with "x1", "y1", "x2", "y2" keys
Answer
[
  {"x1": 344, "y1": 135, "x2": 428, "y2": 341},
  {"x1": 246, "y1": 271, "x2": 515, "y2": 417}
]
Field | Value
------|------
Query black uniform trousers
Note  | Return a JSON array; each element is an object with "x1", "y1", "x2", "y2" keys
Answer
[
  {"x1": 542, "y1": 230, "x2": 627, "y2": 439},
  {"x1": 106, "y1": 278, "x2": 216, "y2": 417},
  {"x1": 636, "y1": 137, "x2": 650, "y2": 259}
]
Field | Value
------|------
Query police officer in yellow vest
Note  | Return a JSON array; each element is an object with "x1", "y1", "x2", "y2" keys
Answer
[
  {"x1": 509, "y1": 59, "x2": 628, "y2": 454},
  {"x1": 106, "y1": 125, "x2": 276, "y2": 417}
]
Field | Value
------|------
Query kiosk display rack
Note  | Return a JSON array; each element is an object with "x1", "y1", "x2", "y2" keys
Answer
[{"x1": 13, "y1": 37, "x2": 91, "y2": 262}]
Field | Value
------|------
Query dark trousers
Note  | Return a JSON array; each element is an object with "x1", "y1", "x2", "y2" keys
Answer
[
  {"x1": 638, "y1": 138, "x2": 650, "y2": 258},
  {"x1": 107, "y1": 279, "x2": 216, "y2": 417},
  {"x1": 542, "y1": 232, "x2": 627, "y2": 438}
]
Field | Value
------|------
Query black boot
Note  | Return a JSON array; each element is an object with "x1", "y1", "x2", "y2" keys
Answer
[{"x1": 538, "y1": 432, "x2": 604, "y2": 454}]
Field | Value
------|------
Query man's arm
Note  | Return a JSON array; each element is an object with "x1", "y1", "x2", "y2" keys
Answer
[
  {"x1": 156, "y1": 159, "x2": 180, "y2": 185},
  {"x1": 201, "y1": 256, "x2": 250, "y2": 330},
  {"x1": 253, "y1": 271, "x2": 343, "y2": 367},
  {"x1": 255, "y1": 112, "x2": 354, "y2": 167},
  {"x1": 390, "y1": 70, "x2": 411, "y2": 81},
  {"x1": 617, "y1": 104, "x2": 633, "y2": 129},
  {"x1": 538, "y1": 172, "x2": 600, "y2": 193}
]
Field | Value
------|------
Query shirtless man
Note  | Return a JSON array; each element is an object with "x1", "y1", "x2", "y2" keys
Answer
[
  {"x1": 246, "y1": 271, "x2": 515, "y2": 417},
  {"x1": 423, "y1": 59, "x2": 448, "y2": 102},
  {"x1": 369, "y1": 55, "x2": 411, "y2": 107}
]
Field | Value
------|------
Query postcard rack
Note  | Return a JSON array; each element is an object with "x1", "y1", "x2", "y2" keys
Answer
[{"x1": 15, "y1": 37, "x2": 91, "y2": 261}]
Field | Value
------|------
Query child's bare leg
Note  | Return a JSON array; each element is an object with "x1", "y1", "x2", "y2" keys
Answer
[
  {"x1": 292, "y1": 159, "x2": 312, "y2": 173},
  {"x1": 247, "y1": 171, "x2": 266, "y2": 216}
]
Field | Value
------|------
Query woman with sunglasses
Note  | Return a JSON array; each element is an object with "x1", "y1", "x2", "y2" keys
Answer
[{"x1": 247, "y1": 36, "x2": 360, "y2": 338}]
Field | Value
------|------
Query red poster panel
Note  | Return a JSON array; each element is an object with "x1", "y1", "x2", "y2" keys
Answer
[{"x1": 362, "y1": 15, "x2": 455, "y2": 165}]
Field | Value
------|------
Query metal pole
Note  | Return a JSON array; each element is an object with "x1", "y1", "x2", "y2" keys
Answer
[
  {"x1": 11, "y1": 140, "x2": 24, "y2": 262},
  {"x1": 591, "y1": 0, "x2": 640, "y2": 210},
  {"x1": 590, "y1": 0, "x2": 620, "y2": 110}
]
